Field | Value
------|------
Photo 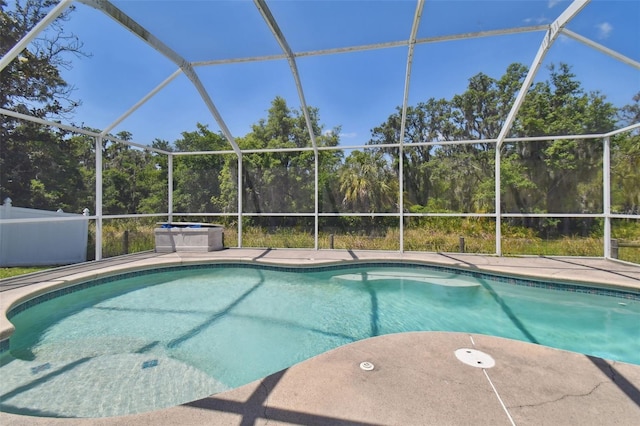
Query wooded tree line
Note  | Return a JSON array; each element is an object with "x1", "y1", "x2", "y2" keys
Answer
[{"x1": 2, "y1": 0, "x2": 639, "y2": 238}]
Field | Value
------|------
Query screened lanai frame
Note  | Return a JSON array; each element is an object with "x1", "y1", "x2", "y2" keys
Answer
[{"x1": 1, "y1": 0, "x2": 639, "y2": 262}]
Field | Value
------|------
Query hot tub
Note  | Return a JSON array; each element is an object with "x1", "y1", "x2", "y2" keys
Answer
[{"x1": 154, "y1": 222, "x2": 223, "y2": 252}]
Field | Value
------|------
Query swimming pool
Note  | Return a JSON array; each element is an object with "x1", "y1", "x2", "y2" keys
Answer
[{"x1": 1, "y1": 262, "x2": 639, "y2": 418}]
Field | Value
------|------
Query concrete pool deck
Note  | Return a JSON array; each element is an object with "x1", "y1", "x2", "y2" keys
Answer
[{"x1": 1, "y1": 249, "x2": 639, "y2": 425}]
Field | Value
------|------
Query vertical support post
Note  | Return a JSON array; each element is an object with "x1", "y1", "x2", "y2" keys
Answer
[
  {"x1": 237, "y1": 155, "x2": 243, "y2": 248},
  {"x1": 329, "y1": 234, "x2": 334, "y2": 249},
  {"x1": 314, "y1": 152, "x2": 319, "y2": 250},
  {"x1": 168, "y1": 153, "x2": 173, "y2": 223},
  {"x1": 459, "y1": 236, "x2": 465, "y2": 253},
  {"x1": 491, "y1": 0, "x2": 588, "y2": 256},
  {"x1": 2, "y1": 197, "x2": 12, "y2": 213},
  {"x1": 396, "y1": 0, "x2": 424, "y2": 254},
  {"x1": 603, "y1": 136, "x2": 612, "y2": 258},
  {"x1": 95, "y1": 136, "x2": 103, "y2": 261},
  {"x1": 495, "y1": 146, "x2": 502, "y2": 256},
  {"x1": 399, "y1": 145, "x2": 404, "y2": 253},
  {"x1": 123, "y1": 230, "x2": 129, "y2": 254},
  {"x1": 610, "y1": 238, "x2": 618, "y2": 259}
]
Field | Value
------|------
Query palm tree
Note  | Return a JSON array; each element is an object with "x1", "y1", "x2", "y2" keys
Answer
[{"x1": 339, "y1": 150, "x2": 398, "y2": 213}]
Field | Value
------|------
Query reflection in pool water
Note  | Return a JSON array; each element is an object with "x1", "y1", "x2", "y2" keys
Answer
[{"x1": 1, "y1": 265, "x2": 638, "y2": 417}]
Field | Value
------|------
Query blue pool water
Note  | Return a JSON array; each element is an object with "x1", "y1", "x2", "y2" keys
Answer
[{"x1": 1, "y1": 264, "x2": 638, "y2": 418}]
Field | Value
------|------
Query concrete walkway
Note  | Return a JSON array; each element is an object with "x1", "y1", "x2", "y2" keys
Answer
[{"x1": 1, "y1": 250, "x2": 639, "y2": 425}]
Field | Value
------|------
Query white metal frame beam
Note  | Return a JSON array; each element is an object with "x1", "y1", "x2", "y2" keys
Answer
[
  {"x1": 192, "y1": 25, "x2": 548, "y2": 67},
  {"x1": 495, "y1": 0, "x2": 590, "y2": 151},
  {"x1": 493, "y1": 0, "x2": 590, "y2": 256},
  {"x1": 3, "y1": 0, "x2": 639, "y2": 259},
  {"x1": 167, "y1": 154, "x2": 173, "y2": 224},
  {"x1": 253, "y1": 0, "x2": 320, "y2": 248},
  {"x1": 77, "y1": 0, "x2": 242, "y2": 156},
  {"x1": 398, "y1": 0, "x2": 425, "y2": 253},
  {"x1": 95, "y1": 135, "x2": 103, "y2": 260},
  {"x1": 100, "y1": 69, "x2": 183, "y2": 137},
  {"x1": 495, "y1": 0, "x2": 590, "y2": 150},
  {"x1": 0, "y1": 0, "x2": 74, "y2": 72},
  {"x1": 253, "y1": 0, "x2": 318, "y2": 152},
  {"x1": 561, "y1": 28, "x2": 640, "y2": 70},
  {"x1": 0, "y1": 108, "x2": 171, "y2": 154},
  {"x1": 603, "y1": 136, "x2": 612, "y2": 258}
]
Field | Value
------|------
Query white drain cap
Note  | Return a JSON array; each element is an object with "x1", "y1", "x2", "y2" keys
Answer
[
  {"x1": 360, "y1": 361, "x2": 374, "y2": 371},
  {"x1": 454, "y1": 348, "x2": 495, "y2": 368}
]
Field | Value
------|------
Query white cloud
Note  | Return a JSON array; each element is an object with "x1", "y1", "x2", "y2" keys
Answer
[
  {"x1": 596, "y1": 22, "x2": 613, "y2": 39},
  {"x1": 548, "y1": 0, "x2": 561, "y2": 8},
  {"x1": 323, "y1": 130, "x2": 357, "y2": 139},
  {"x1": 339, "y1": 132, "x2": 357, "y2": 139},
  {"x1": 523, "y1": 16, "x2": 550, "y2": 25}
]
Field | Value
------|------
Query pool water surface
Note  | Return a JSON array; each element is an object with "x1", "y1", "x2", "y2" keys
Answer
[{"x1": 1, "y1": 265, "x2": 638, "y2": 417}]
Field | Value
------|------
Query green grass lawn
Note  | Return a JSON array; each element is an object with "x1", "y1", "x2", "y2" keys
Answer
[{"x1": 0, "y1": 267, "x2": 50, "y2": 280}]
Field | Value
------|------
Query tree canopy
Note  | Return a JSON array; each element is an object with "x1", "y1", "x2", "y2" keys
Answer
[
  {"x1": 1, "y1": 0, "x2": 86, "y2": 210},
  {"x1": 0, "y1": 0, "x2": 637, "y2": 238}
]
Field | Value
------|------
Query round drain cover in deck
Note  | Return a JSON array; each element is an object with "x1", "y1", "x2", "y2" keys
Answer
[
  {"x1": 454, "y1": 348, "x2": 495, "y2": 368},
  {"x1": 360, "y1": 361, "x2": 375, "y2": 371}
]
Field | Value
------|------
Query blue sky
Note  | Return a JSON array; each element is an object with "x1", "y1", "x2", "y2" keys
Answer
[{"x1": 49, "y1": 0, "x2": 640, "y2": 148}]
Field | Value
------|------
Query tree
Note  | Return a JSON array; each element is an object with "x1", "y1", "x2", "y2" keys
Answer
[
  {"x1": 172, "y1": 124, "x2": 228, "y2": 213},
  {"x1": 100, "y1": 131, "x2": 147, "y2": 214},
  {"x1": 0, "y1": 0, "x2": 83, "y2": 117},
  {"x1": 368, "y1": 63, "x2": 527, "y2": 212},
  {"x1": 136, "y1": 139, "x2": 171, "y2": 214},
  {"x1": 502, "y1": 63, "x2": 617, "y2": 235},
  {"x1": 339, "y1": 149, "x2": 397, "y2": 214},
  {"x1": 367, "y1": 62, "x2": 618, "y2": 236},
  {"x1": 369, "y1": 100, "x2": 447, "y2": 207},
  {"x1": 215, "y1": 97, "x2": 341, "y2": 227},
  {"x1": 1, "y1": 0, "x2": 86, "y2": 209},
  {"x1": 611, "y1": 92, "x2": 640, "y2": 214}
]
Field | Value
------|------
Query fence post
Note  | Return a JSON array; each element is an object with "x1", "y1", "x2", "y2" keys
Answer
[
  {"x1": 610, "y1": 238, "x2": 618, "y2": 259},
  {"x1": 123, "y1": 230, "x2": 129, "y2": 255},
  {"x1": 459, "y1": 236, "x2": 465, "y2": 253},
  {"x1": 329, "y1": 234, "x2": 334, "y2": 249},
  {"x1": 3, "y1": 197, "x2": 12, "y2": 214}
]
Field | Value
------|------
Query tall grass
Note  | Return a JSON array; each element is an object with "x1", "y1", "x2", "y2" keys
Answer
[
  {"x1": 5, "y1": 218, "x2": 634, "y2": 280},
  {"x1": 503, "y1": 236, "x2": 604, "y2": 257},
  {"x1": 90, "y1": 218, "x2": 640, "y2": 264},
  {"x1": 88, "y1": 218, "x2": 156, "y2": 260},
  {"x1": 230, "y1": 226, "x2": 315, "y2": 249}
]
